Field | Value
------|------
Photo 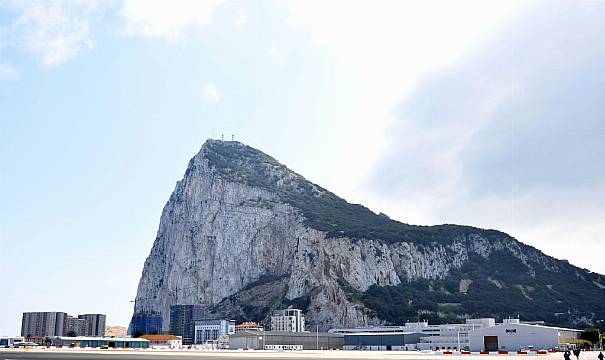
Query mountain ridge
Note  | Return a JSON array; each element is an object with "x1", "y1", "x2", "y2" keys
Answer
[{"x1": 133, "y1": 139, "x2": 604, "y2": 330}]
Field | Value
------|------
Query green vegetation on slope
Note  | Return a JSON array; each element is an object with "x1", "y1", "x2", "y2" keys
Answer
[
  {"x1": 362, "y1": 252, "x2": 605, "y2": 327},
  {"x1": 203, "y1": 140, "x2": 506, "y2": 244},
  {"x1": 202, "y1": 140, "x2": 605, "y2": 328}
]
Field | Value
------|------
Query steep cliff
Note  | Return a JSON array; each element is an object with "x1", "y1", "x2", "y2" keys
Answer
[{"x1": 134, "y1": 140, "x2": 605, "y2": 330}]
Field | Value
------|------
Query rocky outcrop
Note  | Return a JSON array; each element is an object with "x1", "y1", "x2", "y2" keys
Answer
[{"x1": 134, "y1": 140, "x2": 604, "y2": 330}]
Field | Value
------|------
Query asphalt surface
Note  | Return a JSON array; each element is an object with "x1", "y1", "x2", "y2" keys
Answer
[
  {"x1": 0, "y1": 350, "x2": 341, "y2": 360},
  {"x1": 0, "y1": 350, "x2": 587, "y2": 360},
  {"x1": 0, "y1": 350, "x2": 289, "y2": 360}
]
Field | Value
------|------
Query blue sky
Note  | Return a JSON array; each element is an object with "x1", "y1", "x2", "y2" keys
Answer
[{"x1": 1, "y1": 0, "x2": 604, "y2": 335}]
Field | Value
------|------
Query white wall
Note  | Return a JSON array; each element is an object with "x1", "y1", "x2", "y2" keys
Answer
[{"x1": 469, "y1": 324, "x2": 559, "y2": 352}]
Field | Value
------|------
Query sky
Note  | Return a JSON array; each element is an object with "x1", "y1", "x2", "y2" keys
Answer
[{"x1": 1, "y1": 0, "x2": 604, "y2": 335}]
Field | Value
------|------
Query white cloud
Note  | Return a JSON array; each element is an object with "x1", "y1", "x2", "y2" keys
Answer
[
  {"x1": 201, "y1": 82, "x2": 220, "y2": 103},
  {"x1": 119, "y1": 0, "x2": 223, "y2": 40},
  {"x1": 11, "y1": 0, "x2": 97, "y2": 66},
  {"x1": 364, "y1": 2, "x2": 605, "y2": 274},
  {"x1": 236, "y1": 8, "x2": 248, "y2": 26},
  {"x1": 0, "y1": 63, "x2": 18, "y2": 78},
  {"x1": 285, "y1": 0, "x2": 524, "y2": 198}
]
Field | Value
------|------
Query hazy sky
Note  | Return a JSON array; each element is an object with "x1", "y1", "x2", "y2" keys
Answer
[{"x1": 1, "y1": 0, "x2": 604, "y2": 335}]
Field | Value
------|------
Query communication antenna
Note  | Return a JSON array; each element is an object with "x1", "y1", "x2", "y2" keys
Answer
[
  {"x1": 231, "y1": 134, "x2": 234, "y2": 141},
  {"x1": 221, "y1": 134, "x2": 224, "y2": 141}
]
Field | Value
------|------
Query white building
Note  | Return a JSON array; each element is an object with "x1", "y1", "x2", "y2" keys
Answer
[
  {"x1": 271, "y1": 309, "x2": 305, "y2": 332},
  {"x1": 0, "y1": 336, "x2": 24, "y2": 347},
  {"x1": 330, "y1": 322, "x2": 430, "y2": 334},
  {"x1": 194, "y1": 319, "x2": 235, "y2": 344},
  {"x1": 417, "y1": 318, "x2": 496, "y2": 350},
  {"x1": 330, "y1": 318, "x2": 496, "y2": 350},
  {"x1": 468, "y1": 319, "x2": 582, "y2": 352},
  {"x1": 140, "y1": 334, "x2": 182, "y2": 348}
]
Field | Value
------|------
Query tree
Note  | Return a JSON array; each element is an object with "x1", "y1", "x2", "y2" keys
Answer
[
  {"x1": 133, "y1": 331, "x2": 144, "y2": 338},
  {"x1": 580, "y1": 329, "x2": 601, "y2": 348}
]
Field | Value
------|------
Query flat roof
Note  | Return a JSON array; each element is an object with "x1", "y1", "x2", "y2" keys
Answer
[
  {"x1": 231, "y1": 331, "x2": 343, "y2": 338},
  {"x1": 471, "y1": 323, "x2": 582, "y2": 333},
  {"x1": 344, "y1": 332, "x2": 422, "y2": 336},
  {"x1": 140, "y1": 334, "x2": 182, "y2": 340},
  {"x1": 53, "y1": 336, "x2": 149, "y2": 342},
  {"x1": 522, "y1": 324, "x2": 582, "y2": 332}
]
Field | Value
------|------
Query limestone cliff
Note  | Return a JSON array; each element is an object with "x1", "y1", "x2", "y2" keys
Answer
[{"x1": 134, "y1": 140, "x2": 605, "y2": 330}]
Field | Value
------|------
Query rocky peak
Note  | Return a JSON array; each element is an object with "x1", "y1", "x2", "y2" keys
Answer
[{"x1": 133, "y1": 140, "x2": 605, "y2": 331}]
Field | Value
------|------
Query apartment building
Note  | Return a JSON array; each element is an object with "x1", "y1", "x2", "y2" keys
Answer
[
  {"x1": 78, "y1": 314, "x2": 106, "y2": 337},
  {"x1": 21, "y1": 312, "x2": 67, "y2": 337},
  {"x1": 270, "y1": 308, "x2": 305, "y2": 332}
]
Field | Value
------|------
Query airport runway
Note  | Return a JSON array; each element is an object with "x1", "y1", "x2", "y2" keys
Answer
[
  {"x1": 0, "y1": 350, "x2": 583, "y2": 360},
  {"x1": 0, "y1": 350, "x2": 300, "y2": 360},
  {"x1": 0, "y1": 349, "x2": 427, "y2": 360}
]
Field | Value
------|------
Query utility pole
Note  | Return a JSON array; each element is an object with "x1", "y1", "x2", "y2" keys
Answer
[{"x1": 316, "y1": 324, "x2": 319, "y2": 350}]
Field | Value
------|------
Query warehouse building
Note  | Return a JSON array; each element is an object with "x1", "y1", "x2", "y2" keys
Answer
[
  {"x1": 332, "y1": 318, "x2": 495, "y2": 350},
  {"x1": 229, "y1": 331, "x2": 344, "y2": 350},
  {"x1": 344, "y1": 332, "x2": 423, "y2": 350},
  {"x1": 468, "y1": 319, "x2": 582, "y2": 352},
  {"x1": 417, "y1": 318, "x2": 496, "y2": 350}
]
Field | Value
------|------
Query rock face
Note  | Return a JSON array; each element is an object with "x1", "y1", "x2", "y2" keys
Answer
[{"x1": 134, "y1": 140, "x2": 605, "y2": 330}]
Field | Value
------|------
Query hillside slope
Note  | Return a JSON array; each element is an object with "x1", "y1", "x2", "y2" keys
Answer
[{"x1": 134, "y1": 140, "x2": 605, "y2": 330}]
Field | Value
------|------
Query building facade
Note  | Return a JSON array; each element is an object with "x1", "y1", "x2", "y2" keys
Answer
[
  {"x1": 78, "y1": 314, "x2": 106, "y2": 337},
  {"x1": 236, "y1": 322, "x2": 264, "y2": 332},
  {"x1": 194, "y1": 319, "x2": 235, "y2": 344},
  {"x1": 65, "y1": 316, "x2": 89, "y2": 336},
  {"x1": 140, "y1": 334, "x2": 182, "y2": 348},
  {"x1": 51, "y1": 336, "x2": 149, "y2": 349},
  {"x1": 21, "y1": 312, "x2": 67, "y2": 338},
  {"x1": 229, "y1": 331, "x2": 344, "y2": 350},
  {"x1": 169, "y1": 304, "x2": 206, "y2": 345},
  {"x1": 271, "y1": 309, "x2": 305, "y2": 332},
  {"x1": 344, "y1": 332, "x2": 423, "y2": 350},
  {"x1": 330, "y1": 318, "x2": 496, "y2": 351},
  {"x1": 417, "y1": 318, "x2": 496, "y2": 350},
  {"x1": 130, "y1": 312, "x2": 163, "y2": 336},
  {"x1": 0, "y1": 336, "x2": 24, "y2": 347},
  {"x1": 468, "y1": 319, "x2": 582, "y2": 352}
]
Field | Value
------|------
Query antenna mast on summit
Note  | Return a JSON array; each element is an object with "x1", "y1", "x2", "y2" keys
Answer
[
  {"x1": 231, "y1": 134, "x2": 234, "y2": 141},
  {"x1": 221, "y1": 134, "x2": 224, "y2": 141}
]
